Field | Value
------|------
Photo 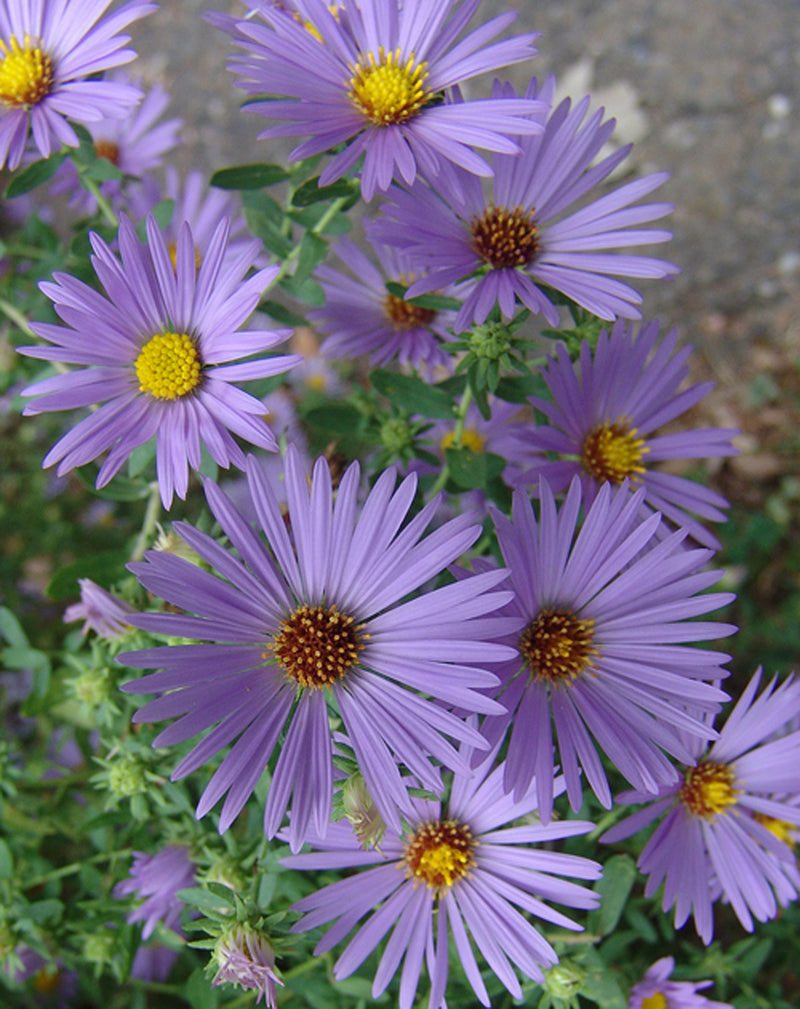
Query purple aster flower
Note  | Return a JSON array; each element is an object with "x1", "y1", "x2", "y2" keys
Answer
[
  {"x1": 49, "y1": 72, "x2": 183, "y2": 216},
  {"x1": 629, "y1": 957, "x2": 733, "y2": 1009},
  {"x1": 2, "y1": 946, "x2": 77, "y2": 1005},
  {"x1": 63, "y1": 577, "x2": 134, "y2": 639},
  {"x1": 283, "y1": 740, "x2": 601, "y2": 1009},
  {"x1": 20, "y1": 213, "x2": 300, "y2": 507},
  {"x1": 215, "y1": 0, "x2": 546, "y2": 200},
  {"x1": 114, "y1": 844, "x2": 196, "y2": 939},
  {"x1": 130, "y1": 943, "x2": 179, "y2": 983},
  {"x1": 505, "y1": 320, "x2": 739, "y2": 548},
  {"x1": 119, "y1": 446, "x2": 517, "y2": 851},
  {"x1": 480, "y1": 478, "x2": 735, "y2": 824},
  {"x1": 0, "y1": 0, "x2": 155, "y2": 170},
  {"x1": 602, "y1": 669, "x2": 800, "y2": 944},
  {"x1": 213, "y1": 924, "x2": 283, "y2": 1006},
  {"x1": 311, "y1": 235, "x2": 459, "y2": 374},
  {"x1": 373, "y1": 75, "x2": 678, "y2": 330}
]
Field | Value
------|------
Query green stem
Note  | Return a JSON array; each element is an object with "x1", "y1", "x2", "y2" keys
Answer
[
  {"x1": 272, "y1": 196, "x2": 348, "y2": 286},
  {"x1": 0, "y1": 297, "x2": 37, "y2": 339},
  {"x1": 425, "y1": 385, "x2": 474, "y2": 500},
  {"x1": 130, "y1": 482, "x2": 162, "y2": 562},
  {"x1": 80, "y1": 174, "x2": 119, "y2": 229},
  {"x1": 27, "y1": 848, "x2": 132, "y2": 889}
]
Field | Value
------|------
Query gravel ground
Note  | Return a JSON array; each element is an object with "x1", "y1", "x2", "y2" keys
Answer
[{"x1": 129, "y1": 0, "x2": 800, "y2": 376}]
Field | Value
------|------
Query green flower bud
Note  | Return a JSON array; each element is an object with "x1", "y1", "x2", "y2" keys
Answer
[
  {"x1": 469, "y1": 320, "x2": 512, "y2": 360},
  {"x1": 108, "y1": 756, "x2": 147, "y2": 797},
  {"x1": 379, "y1": 417, "x2": 414, "y2": 456},
  {"x1": 342, "y1": 772, "x2": 385, "y2": 849},
  {"x1": 82, "y1": 930, "x2": 116, "y2": 967},
  {"x1": 544, "y1": 961, "x2": 584, "y2": 1000}
]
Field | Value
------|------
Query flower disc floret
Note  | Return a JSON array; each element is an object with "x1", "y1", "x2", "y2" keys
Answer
[
  {"x1": 581, "y1": 418, "x2": 647, "y2": 484},
  {"x1": 349, "y1": 47, "x2": 430, "y2": 126},
  {"x1": 520, "y1": 608, "x2": 597, "y2": 684},
  {"x1": 0, "y1": 35, "x2": 53, "y2": 106},
  {"x1": 680, "y1": 762, "x2": 738, "y2": 819},
  {"x1": 471, "y1": 204, "x2": 539, "y2": 269},
  {"x1": 404, "y1": 819, "x2": 475, "y2": 892},
  {"x1": 270, "y1": 604, "x2": 365, "y2": 689},
  {"x1": 135, "y1": 332, "x2": 202, "y2": 400},
  {"x1": 94, "y1": 139, "x2": 120, "y2": 165},
  {"x1": 383, "y1": 291, "x2": 436, "y2": 330},
  {"x1": 640, "y1": 995, "x2": 666, "y2": 1009}
]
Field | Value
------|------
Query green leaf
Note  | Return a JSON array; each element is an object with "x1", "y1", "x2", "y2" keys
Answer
[
  {"x1": 82, "y1": 158, "x2": 123, "y2": 182},
  {"x1": 176, "y1": 886, "x2": 235, "y2": 918},
  {"x1": 47, "y1": 549, "x2": 130, "y2": 599},
  {"x1": 304, "y1": 402, "x2": 363, "y2": 438},
  {"x1": 294, "y1": 231, "x2": 328, "y2": 283},
  {"x1": 211, "y1": 163, "x2": 290, "y2": 190},
  {"x1": 587, "y1": 854, "x2": 636, "y2": 937},
  {"x1": 292, "y1": 175, "x2": 358, "y2": 207},
  {"x1": 149, "y1": 198, "x2": 175, "y2": 229},
  {"x1": 494, "y1": 373, "x2": 542, "y2": 404},
  {"x1": 127, "y1": 440, "x2": 156, "y2": 478},
  {"x1": 5, "y1": 153, "x2": 66, "y2": 198},
  {"x1": 185, "y1": 967, "x2": 220, "y2": 1009},
  {"x1": 407, "y1": 292, "x2": 462, "y2": 312},
  {"x1": 444, "y1": 448, "x2": 506, "y2": 490},
  {"x1": 28, "y1": 899, "x2": 64, "y2": 925},
  {"x1": 260, "y1": 299, "x2": 308, "y2": 327},
  {"x1": 0, "y1": 606, "x2": 28, "y2": 648},
  {"x1": 280, "y1": 273, "x2": 325, "y2": 306},
  {"x1": 0, "y1": 839, "x2": 13, "y2": 879},
  {"x1": 370, "y1": 368, "x2": 454, "y2": 419}
]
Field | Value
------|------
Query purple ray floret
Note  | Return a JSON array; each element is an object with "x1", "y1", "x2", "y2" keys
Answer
[
  {"x1": 0, "y1": 0, "x2": 155, "y2": 170},
  {"x1": 506, "y1": 318, "x2": 739, "y2": 547},
  {"x1": 114, "y1": 844, "x2": 196, "y2": 939},
  {"x1": 628, "y1": 956, "x2": 733, "y2": 1009},
  {"x1": 119, "y1": 447, "x2": 518, "y2": 850},
  {"x1": 602, "y1": 668, "x2": 800, "y2": 944},
  {"x1": 311, "y1": 233, "x2": 460, "y2": 374},
  {"x1": 481, "y1": 478, "x2": 735, "y2": 823},
  {"x1": 373, "y1": 75, "x2": 678, "y2": 328},
  {"x1": 20, "y1": 213, "x2": 300, "y2": 507},
  {"x1": 212, "y1": 0, "x2": 545, "y2": 200},
  {"x1": 283, "y1": 741, "x2": 601, "y2": 1009}
]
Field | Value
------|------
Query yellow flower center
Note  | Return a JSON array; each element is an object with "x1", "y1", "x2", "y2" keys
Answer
[
  {"x1": 383, "y1": 291, "x2": 437, "y2": 330},
  {"x1": 471, "y1": 204, "x2": 539, "y2": 269},
  {"x1": 349, "y1": 47, "x2": 430, "y2": 126},
  {"x1": 404, "y1": 819, "x2": 476, "y2": 893},
  {"x1": 581, "y1": 418, "x2": 648, "y2": 484},
  {"x1": 520, "y1": 608, "x2": 597, "y2": 685},
  {"x1": 0, "y1": 34, "x2": 54, "y2": 107},
  {"x1": 167, "y1": 240, "x2": 202, "y2": 272},
  {"x1": 641, "y1": 995, "x2": 668, "y2": 1009},
  {"x1": 680, "y1": 762, "x2": 739, "y2": 819},
  {"x1": 753, "y1": 812, "x2": 797, "y2": 848},
  {"x1": 135, "y1": 332, "x2": 202, "y2": 400},
  {"x1": 268, "y1": 604, "x2": 366, "y2": 689},
  {"x1": 440, "y1": 427, "x2": 485, "y2": 454},
  {"x1": 94, "y1": 139, "x2": 120, "y2": 165}
]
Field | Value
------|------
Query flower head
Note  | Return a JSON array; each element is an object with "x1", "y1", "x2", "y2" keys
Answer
[
  {"x1": 603, "y1": 669, "x2": 800, "y2": 944},
  {"x1": 373, "y1": 75, "x2": 678, "y2": 330},
  {"x1": 20, "y1": 213, "x2": 300, "y2": 507},
  {"x1": 63, "y1": 577, "x2": 134, "y2": 639},
  {"x1": 506, "y1": 319, "x2": 739, "y2": 547},
  {"x1": 49, "y1": 72, "x2": 182, "y2": 216},
  {"x1": 120, "y1": 447, "x2": 517, "y2": 850},
  {"x1": 0, "y1": 0, "x2": 155, "y2": 170},
  {"x1": 283, "y1": 742, "x2": 601, "y2": 1009},
  {"x1": 114, "y1": 844, "x2": 197, "y2": 939},
  {"x1": 213, "y1": 924, "x2": 283, "y2": 1006},
  {"x1": 215, "y1": 0, "x2": 545, "y2": 200},
  {"x1": 629, "y1": 957, "x2": 733, "y2": 1009},
  {"x1": 312, "y1": 234, "x2": 460, "y2": 374},
  {"x1": 481, "y1": 478, "x2": 735, "y2": 824}
]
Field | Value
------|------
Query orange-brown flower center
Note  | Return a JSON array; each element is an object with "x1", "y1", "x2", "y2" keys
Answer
[
  {"x1": 94, "y1": 139, "x2": 120, "y2": 165},
  {"x1": 383, "y1": 291, "x2": 437, "y2": 330},
  {"x1": 268, "y1": 604, "x2": 366, "y2": 689},
  {"x1": 471, "y1": 204, "x2": 539, "y2": 269},
  {"x1": 520, "y1": 608, "x2": 597, "y2": 684}
]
